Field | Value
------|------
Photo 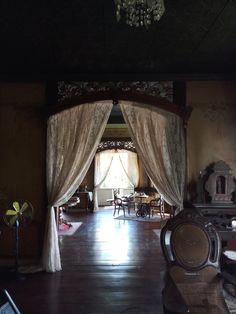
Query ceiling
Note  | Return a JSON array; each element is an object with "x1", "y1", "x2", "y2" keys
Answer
[{"x1": 1, "y1": 0, "x2": 236, "y2": 80}]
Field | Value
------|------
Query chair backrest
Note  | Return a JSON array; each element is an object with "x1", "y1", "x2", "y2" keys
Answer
[
  {"x1": 113, "y1": 189, "x2": 120, "y2": 199},
  {"x1": 161, "y1": 208, "x2": 221, "y2": 271},
  {"x1": 160, "y1": 209, "x2": 232, "y2": 314},
  {"x1": 149, "y1": 197, "x2": 161, "y2": 207}
]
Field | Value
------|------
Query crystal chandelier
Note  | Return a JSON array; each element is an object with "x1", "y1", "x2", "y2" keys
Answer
[{"x1": 115, "y1": 0, "x2": 165, "y2": 28}]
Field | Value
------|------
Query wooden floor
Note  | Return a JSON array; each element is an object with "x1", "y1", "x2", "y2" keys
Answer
[{"x1": 0, "y1": 208, "x2": 167, "y2": 314}]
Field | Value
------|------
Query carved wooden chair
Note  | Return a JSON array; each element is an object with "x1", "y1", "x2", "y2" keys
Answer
[
  {"x1": 113, "y1": 197, "x2": 124, "y2": 216},
  {"x1": 113, "y1": 189, "x2": 136, "y2": 216},
  {"x1": 112, "y1": 189, "x2": 125, "y2": 216},
  {"x1": 161, "y1": 208, "x2": 236, "y2": 314},
  {"x1": 122, "y1": 194, "x2": 136, "y2": 215},
  {"x1": 149, "y1": 196, "x2": 165, "y2": 219}
]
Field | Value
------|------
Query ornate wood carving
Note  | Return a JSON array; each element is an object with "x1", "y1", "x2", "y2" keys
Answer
[
  {"x1": 58, "y1": 81, "x2": 173, "y2": 102},
  {"x1": 47, "y1": 81, "x2": 191, "y2": 122},
  {"x1": 205, "y1": 160, "x2": 235, "y2": 203},
  {"x1": 97, "y1": 140, "x2": 136, "y2": 153}
]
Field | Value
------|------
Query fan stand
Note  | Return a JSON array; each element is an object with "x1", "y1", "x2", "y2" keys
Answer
[
  {"x1": 12, "y1": 219, "x2": 25, "y2": 280},
  {"x1": 15, "y1": 219, "x2": 19, "y2": 274},
  {"x1": 4, "y1": 200, "x2": 34, "y2": 280}
]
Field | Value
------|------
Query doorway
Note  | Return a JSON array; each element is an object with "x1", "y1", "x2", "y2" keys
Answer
[
  {"x1": 44, "y1": 90, "x2": 186, "y2": 272},
  {"x1": 95, "y1": 149, "x2": 139, "y2": 207}
]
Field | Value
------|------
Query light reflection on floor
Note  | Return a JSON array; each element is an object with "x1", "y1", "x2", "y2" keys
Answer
[
  {"x1": 59, "y1": 208, "x2": 160, "y2": 266},
  {"x1": 95, "y1": 219, "x2": 130, "y2": 263}
]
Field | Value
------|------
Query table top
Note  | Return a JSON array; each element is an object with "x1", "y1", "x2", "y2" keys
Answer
[
  {"x1": 78, "y1": 191, "x2": 93, "y2": 201},
  {"x1": 134, "y1": 194, "x2": 148, "y2": 198}
]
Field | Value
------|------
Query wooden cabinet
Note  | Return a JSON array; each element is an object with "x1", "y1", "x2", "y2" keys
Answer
[
  {"x1": 77, "y1": 192, "x2": 93, "y2": 212},
  {"x1": 60, "y1": 192, "x2": 93, "y2": 213}
]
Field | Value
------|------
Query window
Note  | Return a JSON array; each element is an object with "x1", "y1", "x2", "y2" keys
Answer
[
  {"x1": 101, "y1": 152, "x2": 131, "y2": 188},
  {"x1": 96, "y1": 150, "x2": 139, "y2": 189}
]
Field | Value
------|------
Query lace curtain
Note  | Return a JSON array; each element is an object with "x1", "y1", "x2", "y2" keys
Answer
[
  {"x1": 94, "y1": 150, "x2": 114, "y2": 210},
  {"x1": 44, "y1": 101, "x2": 112, "y2": 272},
  {"x1": 118, "y1": 150, "x2": 139, "y2": 188},
  {"x1": 120, "y1": 101, "x2": 185, "y2": 211},
  {"x1": 94, "y1": 150, "x2": 139, "y2": 208}
]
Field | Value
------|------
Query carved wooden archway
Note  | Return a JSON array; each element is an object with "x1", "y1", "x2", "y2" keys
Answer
[{"x1": 46, "y1": 89, "x2": 192, "y2": 126}]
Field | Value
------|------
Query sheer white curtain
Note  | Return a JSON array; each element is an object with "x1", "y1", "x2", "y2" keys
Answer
[
  {"x1": 93, "y1": 150, "x2": 114, "y2": 210},
  {"x1": 94, "y1": 150, "x2": 138, "y2": 206},
  {"x1": 44, "y1": 101, "x2": 112, "y2": 272},
  {"x1": 120, "y1": 101, "x2": 185, "y2": 211},
  {"x1": 118, "y1": 150, "x2": 139, "y2": 188}
]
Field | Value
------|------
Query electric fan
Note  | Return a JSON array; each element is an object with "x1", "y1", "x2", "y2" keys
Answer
[{"x1": 4, "y1": 201, "x2": 34, "y2": 275}]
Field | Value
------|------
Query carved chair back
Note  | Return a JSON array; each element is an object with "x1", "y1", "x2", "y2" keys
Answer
[
  {"x1": 160, "y1": 208, "x2": 231, "y2": 314},
  {"x1": 161, "y1": 208, "x2": 221, "y2": 270}
]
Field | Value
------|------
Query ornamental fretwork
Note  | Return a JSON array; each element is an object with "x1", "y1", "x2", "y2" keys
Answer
[
  {"x1": 97, "y1": 140, "x2": 136, "y2": 153},
  {"x1": 58, "y1": 81, "x2": 173, "y2": 102}
]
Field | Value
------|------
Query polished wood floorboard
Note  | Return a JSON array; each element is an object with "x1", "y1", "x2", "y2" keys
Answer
[{"x1": 0, "y1": 208, "x2": 167, "y2": 314}]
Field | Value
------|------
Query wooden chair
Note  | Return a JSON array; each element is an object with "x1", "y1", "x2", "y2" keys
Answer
[
  {"x1": 160, "y1": 207, "x2": 236, "y2": 314},
  {"x1": 113, "y1": 197, "x2": 124, "y2": 216},
  {"x1": 149, "y1": 197, "x2": 165, "y2": 219},
  {"x1": 122, "y1": 194, "x2": 136, "y2": 215},
  {"x1": 113, "y1": 189, "x2": 136, "y2": 216}
]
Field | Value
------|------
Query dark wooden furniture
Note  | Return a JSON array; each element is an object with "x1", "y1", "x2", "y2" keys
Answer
[
  {"x1": 149, "y1": 197, "x2": 165, "y2": 218},
  {"x1": 135, "y1": 203, "x2": 150, "y2": 218},
  {"x1": 112, "y1": 190, "x2": 135, "y2": 216},
  {"x1": 76, "y1": 192, "x2": 93, "y2": 212},
  {"x1": 194, "y1": 203, "x2": 236, "y2": 244},
  {"x1": 161, "y1": 208, "x2": 236, "y2": 314},
  {"x1": 194, "y1": 203, "x2": 236, "y2": 220},
  {"x1": 135, "y1": 197, "x2": 168, "y2": 219},
  {"x1": 113, "y1": 197, "x2": 125, "y2": 216}
]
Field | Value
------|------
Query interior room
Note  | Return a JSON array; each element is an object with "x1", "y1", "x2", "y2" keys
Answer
[
  {"x1": 1, "y1": 1, "x2": 236, "y2": 313},
  {"x1": 75, "y1": 107, "x2": 154, "y2": 210}
]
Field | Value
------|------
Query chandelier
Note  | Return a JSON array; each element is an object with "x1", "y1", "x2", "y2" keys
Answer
[{"x1": 115, "y1": 0, "x2": 165, "y2": 28}]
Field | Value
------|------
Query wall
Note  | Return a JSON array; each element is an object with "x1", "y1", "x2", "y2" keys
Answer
[
  {"x1": 0, "y1": 82, "x2": 46, "y2": 258},
  {"x1": 4, "y1": 81, "x2": 234, "y2": 256},
  {"x1": 186, "y1": 81, "x2": 236, "y2": 200},
  {"x1": 80, "y1": 160, "x2": 94, "y2": 192},
  {"x1": 102, "y1": 124, "x2": 130, "y2": 138}
]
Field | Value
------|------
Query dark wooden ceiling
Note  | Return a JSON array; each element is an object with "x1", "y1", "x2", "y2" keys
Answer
[{"x1": 1, "y1": 0, "x2": 236, "y2": 80}]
